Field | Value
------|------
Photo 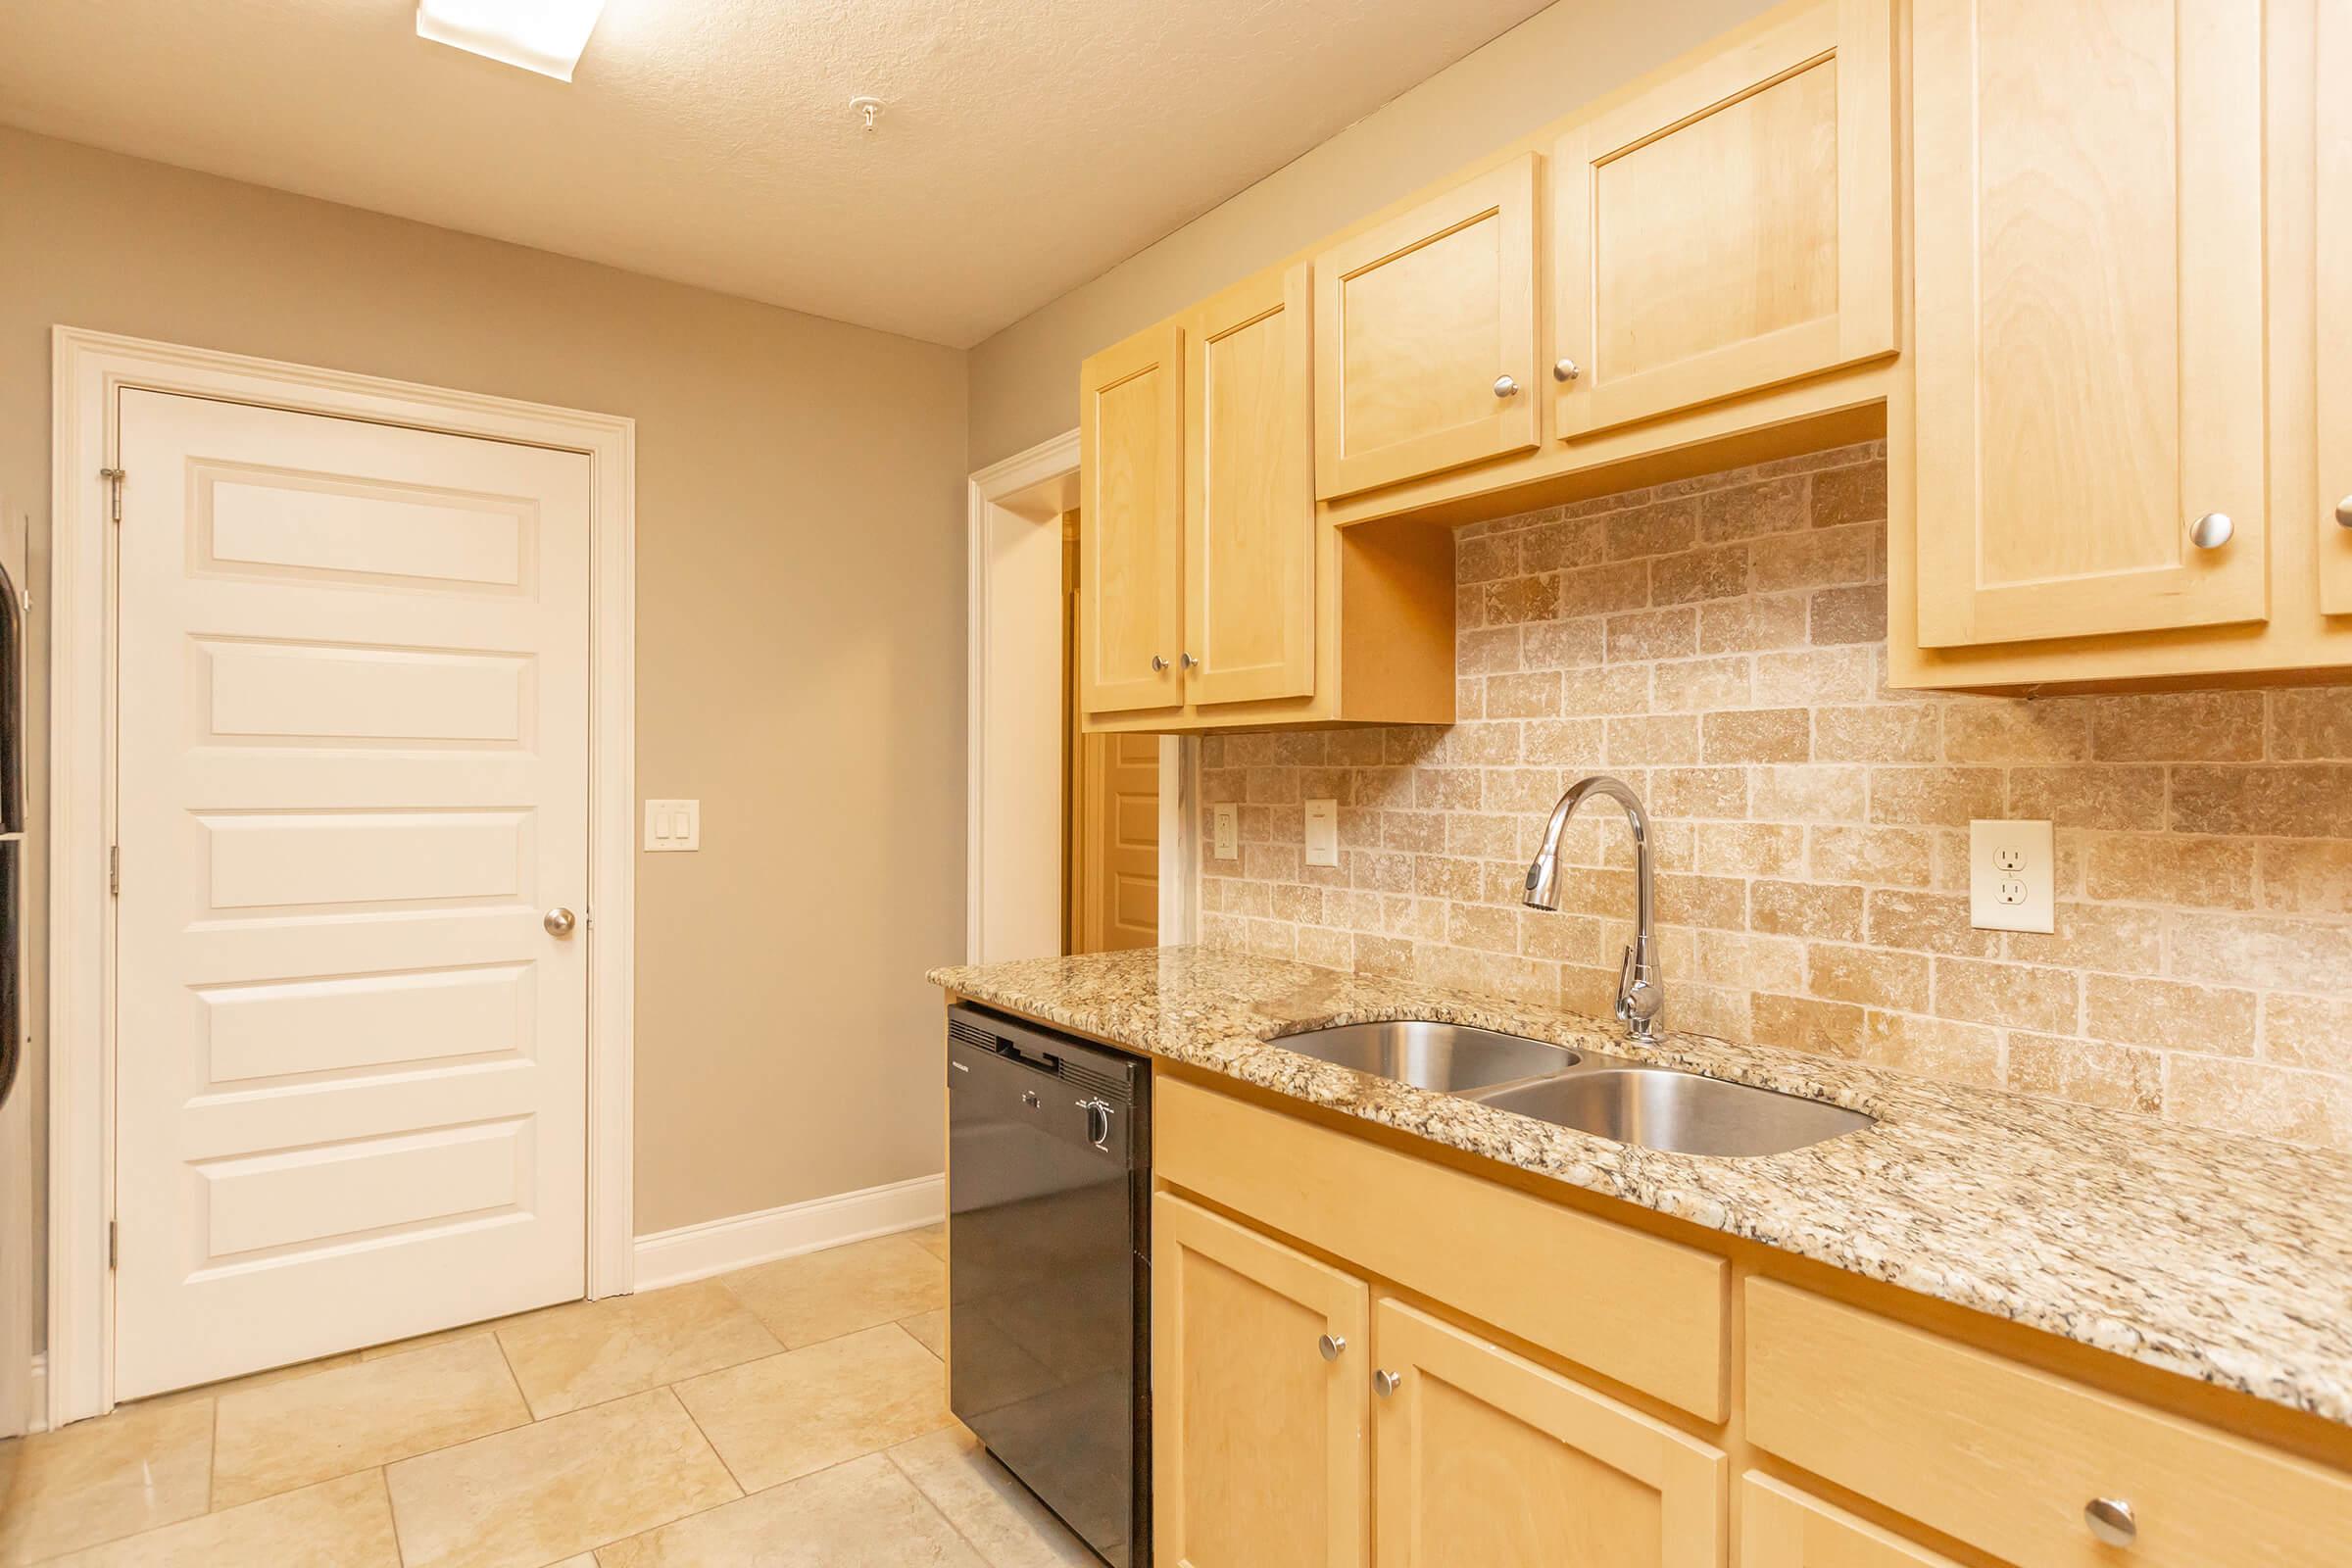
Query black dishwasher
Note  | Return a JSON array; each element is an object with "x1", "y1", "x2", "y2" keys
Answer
[{"x1": 947, "y1": 1004, "x2": 1150, "y2": 1567}]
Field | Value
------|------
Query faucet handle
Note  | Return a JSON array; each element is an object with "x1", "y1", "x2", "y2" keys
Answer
[{"x1": 1615, "y1": 942, "x2": 1663, "y2": 1036}]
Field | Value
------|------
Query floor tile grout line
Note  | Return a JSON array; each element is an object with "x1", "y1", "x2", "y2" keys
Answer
[
  {"x1": 884, "y1": 1442, "x2": 1004, "y2": 1568},
  {"x1": 664, "y1": 1377, "x2": 752, "y2": 1500}
]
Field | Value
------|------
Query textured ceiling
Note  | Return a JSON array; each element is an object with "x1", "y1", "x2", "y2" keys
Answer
[{"x1": 0, "y1": 0, "x2": 1555, "y2": 346}]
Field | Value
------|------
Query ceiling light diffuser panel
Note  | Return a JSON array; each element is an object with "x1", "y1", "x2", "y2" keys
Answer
[{"x1": 416, "y1": 0, "x2": 608, "y2": 81}]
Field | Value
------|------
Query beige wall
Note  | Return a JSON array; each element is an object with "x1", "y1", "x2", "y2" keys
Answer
[
  {"x1": 965, "y1": 0, "x2": 1779, "y2": 469},
  {"x1": 0, "y1": 126, "x2": 971, "y2": 1246},
  {"x1": 1202, "y1": 446, "x2": 2352, "y2": 1154}
]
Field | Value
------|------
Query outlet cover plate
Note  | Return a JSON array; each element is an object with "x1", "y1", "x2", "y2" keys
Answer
[
  {"x1": 1303, "y1": 799, "x2": 1340, "y2": 867},
  {"x1": 1968, "y1": 818, "x2": 2053, "y2": 933},
  {"x1": 1211, "y1": 804, "x2": 1239, "y2": 861}
]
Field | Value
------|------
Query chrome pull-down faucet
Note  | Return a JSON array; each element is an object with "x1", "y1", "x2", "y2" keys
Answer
[{"x1": 1523, "y1": 774, "x2": 1662, "y2": 1040}]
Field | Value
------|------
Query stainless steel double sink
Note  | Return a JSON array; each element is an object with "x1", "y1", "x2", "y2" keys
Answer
[{"x1": 1271, "y1": 1019, "x2": 1872, "y2": 1157}]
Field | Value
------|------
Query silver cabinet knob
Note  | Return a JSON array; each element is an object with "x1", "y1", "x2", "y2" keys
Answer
[
  {"x1": 1181, "y1": 652, "x2": 1199, "y2": 669},
  {"x1": 2335, "y1": 495, "x2": 2352, "y2": 529},
  {"x1": 544, "y1": 907, "x2": 577, "y2": 938},
  {"x1": 1553, "y1": 358, "x2": 1582, "y2": 382},
  {"x1": 1372, "y1": 1368, "x2": 1401, "y2": 1397},
  {"x1": 1151, "y1": 655, "x2": 1168, "y2": 672},
  {"x1": 2188, "y1": 512, "x2": 2233, "y2": 549},
  {"x1": 1317, "y1": 1333, "x2": 1346, "y2": 1361},
  {"x1": 2083, "y1": 1497, "x2": 2136, "y2": 1547},
  {"x1": 1493, "y1": 374, "x2": 1519, "y2": 399}
]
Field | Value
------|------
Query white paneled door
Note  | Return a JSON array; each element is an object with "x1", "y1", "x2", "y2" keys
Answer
[{"x1": 113, "y1": 389, "x2": 592, "y2": 1399}]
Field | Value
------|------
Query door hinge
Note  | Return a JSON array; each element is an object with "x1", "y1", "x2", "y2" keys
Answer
[
  {"x1": 109, "y1": 845, "x2": 119, "y2": 896},
  {"x1": 99, "y1": 466, "x2": 124, "y2": 523},
  {"x1": 107, "y1": 1220, "x2": 118, "y2": 1270}
]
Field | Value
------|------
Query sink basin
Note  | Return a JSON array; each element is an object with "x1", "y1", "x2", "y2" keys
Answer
[
  {"x1": 1273, "y1": 1020, "x2": 1579, "y2": 1093},
  {"x1": 1466, "y1": 1067, "x2": 1873, "y2": 1157}
]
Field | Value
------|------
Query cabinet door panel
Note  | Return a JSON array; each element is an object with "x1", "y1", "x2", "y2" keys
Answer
[
  {"x1": 2320, "y1": 0, "x2": 2352, "y2": 613},
  {"x1": 1314, "y1": 156, "x2": 1540, "y2": 500},
  {"x1": 1740, "y1": 1474, "x2": 1959, "y2": 1568},
  {"x1": 1080, "y1": 322, "x2": 1185, "y2": 712},
  {"x1": 1553, "y1": 0, "x2": 1895, "y2": 440},
  {"x1": 1153, "y1": 1193, "x2": 1369, "y2": 1568},
  {"x1": 1913, "y1": 0, "x2": 2267, "y2": 646},
  {"x1": 1371, "y1": 1298, "x2": 1724, "y2": 1568},
  {"x1": 1186, "y1": 263, "x2": 1315, "y2": 706}
]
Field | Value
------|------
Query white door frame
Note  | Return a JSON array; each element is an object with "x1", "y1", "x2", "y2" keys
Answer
[
  {"x1": 47, "y1": 327, "x2": 637, "y2": 1426},
  {"x1": 964, "y1": 431, "x2": 1196, "y2": 964}
]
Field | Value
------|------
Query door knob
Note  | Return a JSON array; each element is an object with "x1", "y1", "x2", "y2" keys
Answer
[
  {"x1": 1553, "y1": 357, "x2": 1582, "y2": 382},
  {"x1": 2188, "y1": 512, "x2": 2233, "y2": 549},
  {"x1": 2082, "y1": 1497, "x2": 2136, "y2": 1547},
  {"x1": 1493, "y1": 374, "x2": 1519, "y2": 399},
  {"x1": 544, "y1": 906, "x2": 577, "y2": 937},
  {"x1": 1317, "y1": 1333, "x2": 1346, "y2": 1361},
  {"x1": 2335, "y1": 495, "x2": 2352, "y2": 528}
]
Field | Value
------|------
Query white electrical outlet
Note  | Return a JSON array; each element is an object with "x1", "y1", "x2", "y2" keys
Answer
[
  {"x1": 644, "y1": 799, "x2": 701, "y2": 852},
  {"x1": 1211, "y1": 804, "x2": 1239, "y2": 861},
  {"x1": 1303, "y1": 799, "x2": 1340, "y2": 867},
  {"x1": 1969, "y1": 819, "x2": 2053, "y2": 933}
]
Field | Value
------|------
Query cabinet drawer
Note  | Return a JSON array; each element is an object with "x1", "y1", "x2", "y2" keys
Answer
[
  {"x1": 1155, "y1": 1074, "x2": 1726, "y2": 1418},
  {"x1": 1740, "y1": 1474, "x2": 1957, "y2": 1568},
  {"x1": 1744, "y1": 1280, "x2": 2352, "y2": 1567}
]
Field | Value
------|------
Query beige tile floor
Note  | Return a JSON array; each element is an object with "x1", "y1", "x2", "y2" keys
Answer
[{"x1": 0, "y1": 1226, "x2": 1100, "y2": 1567}]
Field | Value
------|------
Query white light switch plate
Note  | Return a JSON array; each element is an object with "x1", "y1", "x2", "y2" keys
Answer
[
  {"x1": 1969, "y1": 818, "x2": 2053, "y2": 933},
  {"x1": 1211, "y1": 804, "x2": 1239, "y2": 861},
  {"x1": 1303, "y1": 799, "x2": 1340, "y2": 867},
  {"x1": 644, "y1": 799, "x2": 701, "y2": 852}
]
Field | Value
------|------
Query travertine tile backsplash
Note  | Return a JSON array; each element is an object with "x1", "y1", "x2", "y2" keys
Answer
[{"x1": 1199, "y1": 442, "x2": 2352, "y2": 1152}]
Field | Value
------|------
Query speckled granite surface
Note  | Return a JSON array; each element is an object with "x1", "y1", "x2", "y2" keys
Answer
[{"x1": 929, "y1": 946, "x2": 2352, "y2": 1426}]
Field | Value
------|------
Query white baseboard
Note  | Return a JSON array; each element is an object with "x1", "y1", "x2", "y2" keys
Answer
[
  {"x1": 632, "y1": 1173, "x2": 945, "y2": 1292},
  {"x1": 24, "y1": 1353, "x2": 44, "y2": 1434}
]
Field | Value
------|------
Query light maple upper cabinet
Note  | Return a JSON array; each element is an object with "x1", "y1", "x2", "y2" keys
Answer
[
  {"x1": 1371, "y1": 1299, "x2": 1725, "y2": 1568},
  {"x1": 1313, "y1": 155, "x2": 1540, "y2": 500},
  {"x1": 2319, "y1": 2, "x2": 2352, "y2": 615},
  {"x1": 1153, "y1": 1193, "x2": 1369, "y2": 1568},
  {"x1": 1550, "y1": 0, "x2": 1895, "y2": 443},
  {"x1": 1909, "y1": 0, "x2": 2269, "y2": 648},
  {"x1": 1078, "y1": 320, "x2": 1185, "y2": 713},
  {"x1": 1185, "y1": 263, "x2": 1315, "y2": 707}
]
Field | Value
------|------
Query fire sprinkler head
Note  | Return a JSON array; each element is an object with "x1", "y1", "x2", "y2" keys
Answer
[{"x1": 851, "y1": 96, "x2": 883, "y2": 132}]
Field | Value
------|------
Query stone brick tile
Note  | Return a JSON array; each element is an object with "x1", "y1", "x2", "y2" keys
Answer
[
  {"x1": 1698, "y1": 593, "x2": 1808, "y2": 654},
  {"x1": 1446, "y1": 902, "x2": 1519, "y2": 954},
  {"x1": 1295, "y1": 927, "x2": 1352, "y2": 969},
  {"x1": 2082, "y1": 973, "x2": 2257, "y2": 1055},
  {"x1": 1327, "y1": 729, "x2": 1386, "y2": 766},
  {"x1": 1485, "y1": 671, "x2": 1560, "y2": 717},
  {"x1": 1652, "y1": 656, "x2": 1753, "y2": 711},
  {"x1": 1754, "y1": 647, "x2": 1873, "y2": 706},
  {"x1": 1352, "y1": 934, "x2": 1416, "y2": 978},
  {"x1": 2165, "y1": 1055, "x2": 2352, "y2": 1152},
  {"x1": 1749, "y1": 992, "x2": 1866, "y2": 1054},
  {"x1": 2268, "y1": 689, "x2": 2352, "y2": 760},
  {"x1": 1702, "y1": 708, "x2": 1811, "y2": 763},
  {"x1": 1456, "y1": 581, "x2": 1488, "y2": 630},
  {"x1": 1695, "y1": 929, "x2": 1804, "y2": 993},
  {"x1": 2082, "y1": 833, "x2": 2257, "y2": 910},
  {"x1": 1604, "y1": 714, "x2": 1700, "y2": 766},
  {"x1": 1557, "y1": 561, "x2": 1654, "y2": 618},
  {"x1": 2171, "y1": 764, "x2": 2352, "y2": 838},
  {"x1": 1457, "y1": 626, "x2": 1524, "y2": 675},
  {"x1": 1457, "y1": 533, "x2": 1520, "y2": 583},
  {"x1": 1520, "y1": 909, "x2": 1603, "y2": 962},
  {"x1": 2006, "y1": 1034, "x2": 2163, "y2": 1115},
  {"x1": 1604, "y1": 498, "x2": 1699, "y2": 561},
  {"x1": 1808, "y1": 825, "x2": 1933, "y2": 888},
  {"x1": 1655, "y1": 873, "x2": 1746, "y2": 930},
  {"x1": 1519, "y1": 514, "x2": 1610, "y2": 572},
  {"x1": 2258, "y1": 840, "x2": 2352, "y2": 915},
  {"x1": 1382, "y1": 812, "x2": 1445, "y2": 854},
  {"x1": 1814, "y1": 706, "x2": 1938, "y2": 762},
  {"x1": 1446, "y1": 812, "x2": 1518, "y2": 858},
  {"x1": 2262, "y1": 993, "x2": 2352, "y2": 1074},
  {"x1": 1809, "y1": 463, "x2": 1887, "y2": 528},
  {"x1": 1857, "y1": 1010, "x2": 2001, "y2": 1087},
  {"x1": 1934, "y1": 956, "x2": 2079, "y2": 1034},
  {"x1": 1485, "y1": 573, "x2": 1562, "y2": 624},
  {"x1": 1697, "y1": 475, "x2": 1809, "y2": 542},
  {"x1": 2006, "y1": 903, "x2": 2165, "y2": 976},
  {"x1": 1751, "y1": 764, "x2": 1868, "y2": 823},
  {"x1": 2169, "y1": 911, "x2": 2352, "y2": 992},
  {"x1": 1246, "y1": 919, "x2": 1297, "y2": 957},
  {"x1": 1864, "y1": 889, "x2": 2000, "y2": 957},
  {"x1": 2087, "y1": 691, "x2": 2265, "y2": 761},
  {"x1": 1808, "y1": 584, "x2": 1887, "y2": 645},
  {"x1": 1561, "y1": 962, "x2": 1622, "y2": 1017},
  {"x1": 1869, "y1": 767, "x2": 2003, "y2": 826},
  {"x1": 1269, "y1": 884, "x2": 1325, "y2": 925},
  {"x1": 1649, "y1": 766, "x2": 1748, "y2": 818},
  {"x1": 1652, "y1": 544, "x2": 1750, "y2": 606},
  {"x1": 1940, "y1": 701, "x2": 2091, "y2": 763},
  {"x1": 1606, "y1": 607, "x2": 1698, "y2": 662},
  {"x1": 1808, "y1": 945, "x2": 1932, "y2": 1011},
  {"x1": 1524, "y1": 617, "x2": 1608, "y2": 669},
  {"x1": 1751, "y1": 522, "x2": 1876, "y2": 593},
  {"x1": 1558, "y1": 664, "x2": 1651, "y2": 716},
  {"x1": 2006, "y1": 765, "x2": 2166, "y2": 831},
  {"x1": 1751, "y1": 880, "x2": 1865, "y2": 942},
  {"x1": 1696, "y1": 821, "x2": 1806, "y2": 878},
  {"x1": 1523, "y1": 718, "x2": 1606, "y2": 767}
]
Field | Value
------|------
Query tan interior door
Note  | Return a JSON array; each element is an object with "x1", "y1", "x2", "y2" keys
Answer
[
  {"x1": 113, "y1": 388, "x2": 590, "y2": 1399},
  {"x1": 1371, "y1": 1298, "x2": 1725, "y2": 1568},
  {"x1": 1078, "y1": 734, "x2": 1158, "y2": 952},
  {"x1": 2319, "y1": 0, "x2": 2352, "y2": 613},
  {"x1": 1912, "y1": 0, "x2": 2268, "y2": 646},
  {"x1": 1153, "y1": 1193, "x2": 1370, "y2": 1568},
  {"x1": 1185, "y1": 263, "x2": 1315, "y2": 707},
  {"x1": 1079, "y1": 321, "x2": 1186, "y2": 713},
  {"x1": 1313, "y1": 155, "x2": 1541, "y2": 500},
  {"x1": 1551, "y1": 0, "x2": 1895, "y2": 440}
]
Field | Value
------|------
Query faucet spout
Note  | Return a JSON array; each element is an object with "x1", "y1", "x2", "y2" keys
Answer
[{"x1": 1523, "y1": 774, "x2": 1663, "y2": 1039}]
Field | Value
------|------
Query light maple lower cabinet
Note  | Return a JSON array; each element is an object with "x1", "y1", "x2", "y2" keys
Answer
[
  {"x1": 1739, "y1": 1475, "x2": 1958, "y2": 1568},
  {"x1": 1372, "y1": 1298, "x2": 1726, "y2": 1568}
]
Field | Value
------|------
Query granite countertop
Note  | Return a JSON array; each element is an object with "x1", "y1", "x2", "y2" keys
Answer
[{"x1": 929, "y1": 946, "x2": 2352, "y2": 1427}]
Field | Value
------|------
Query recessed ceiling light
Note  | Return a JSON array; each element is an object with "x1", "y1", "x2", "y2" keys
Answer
[{"x1": 416, "y1": 0, "x2": 608, "y2": 82}]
